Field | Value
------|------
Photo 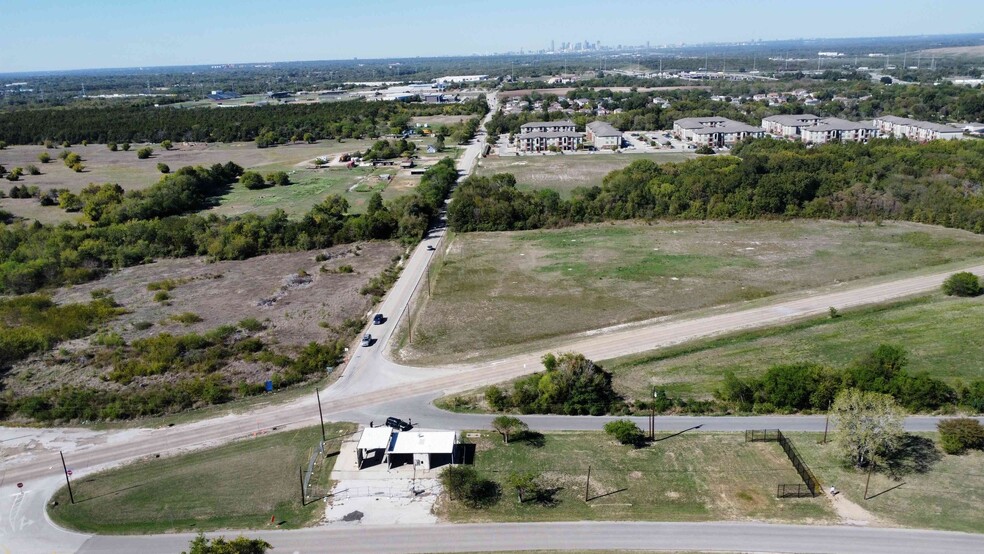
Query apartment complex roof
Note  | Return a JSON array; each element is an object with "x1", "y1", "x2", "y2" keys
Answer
[
  {"x1": 762, "y1": 114, "x2": 824, "y2": 125},
  {"x1": 691, "y1": 122, "x2": 764, "y2": 134},
  {"x1": 517, "y1": 130, "x2": 584, "y2": 139},
  {"x1": 875, "y1": 115, "x2": 964, "y2": 133},
  {"x1": 586, "y1": 120, "x2": 622, "y2": 137},
  {"x1": 520, "y1": 120, "x2": 576, "y2": 129},
  {"x1": 674, "y1": 116, "x2": 731, "y2": 129}
]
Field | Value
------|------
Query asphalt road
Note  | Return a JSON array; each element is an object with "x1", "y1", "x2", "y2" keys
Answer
[
  {"x1": 74, "y1": 522, "x2": 984, "y2": 554},
  {"x1": 3, "y1": 92, "x2": 984, "y2": 553}
]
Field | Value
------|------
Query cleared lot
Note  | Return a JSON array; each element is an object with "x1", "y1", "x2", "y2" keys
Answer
[
  {"x1": 402, "y1": 220, "x2": 984, "y2": 364},
  {"x1": 475, "y1": 152, "x2": 695, "y2": 197}
]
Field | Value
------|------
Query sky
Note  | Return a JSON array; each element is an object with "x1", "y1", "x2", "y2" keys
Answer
[{"x1": 0, "y1": 0, "x2": 982, "y2": 73}]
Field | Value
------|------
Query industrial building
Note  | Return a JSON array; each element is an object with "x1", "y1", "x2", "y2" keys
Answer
[
  {"x1": 585, "y1": 121, "x2": 623, "y2": 149},
  {"x1": 673, "y1": 117, "x2": 764, "y2": 147},
  {"x1": 516, "y1": 120, "x2": 583, "y2": 152},
  {"x1": 871, "y1": 115, "x2": 965, "y2": 141}
]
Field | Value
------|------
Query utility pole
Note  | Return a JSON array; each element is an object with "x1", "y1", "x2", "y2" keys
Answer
[
  {"x1": 584, "y1": 466, "x2": 591, "y2": 502},
  {"x1": 60, "y1": 451, "x2": 74, "y2": 504},
  {"x1": 821, "y1": 401, "x2": 831, "y2": 444},
  {"x1": 299, "y1": 466, "x2": 305, "y2": 506},
  {"x1": 316, "y1": 388, "x2": 326, "y2": 442},
  {"x1": 864, "y1": 462, "x2": 875, "y2": 499}
]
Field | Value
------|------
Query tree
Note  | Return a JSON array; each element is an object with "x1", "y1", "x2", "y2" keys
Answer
[
  {"x1": 37, "y1": 152, "x2": 51, "y2": 164},
  {"x1": 182, "y1": 533, "x2": 271, "y2": 554},
  {"x1": 506, "y1": 471, "x2": 542, "y2": 503},
  {"x1": 303, "y1": 132, "x2": 315, "y2": 144},
  {"x1": 695, "y1": 145, "x2": 715, "y2": 155},
  {"x1": 161, "y1": 139, "x2": 173, "y2": 150},
  {"x1": 64, "y1": 152, "x2": 82, "y2": 167},
  {"x1": 0, "y1": 140, "x2": 5, "y2": 149},
  {"x1": 942, "y1": 272, "x2": 982, "y2": 297},
  {"x1": 108, "y1": 142, "x2": 118, "y2": 152},
  {"x1": 440, "y1": 465, "x2": 500, "y2": 508},
  {"x1": 137, "y1": 147, "x2": 154, "y2": 159},
  {"x1": 25, "y1": 164, "x2": 40, "y2": 176},
  {"x1": 122, "y1": 142, "x2": 131, "y2": 151},
  {"x1": 240, "y1": 171, "x2": 266, "y2": 190},
  {"x1": 485, "y1": 385, "x2": 509, "y2": 410},
  {"x1": 880, "y1": 76, "x2": 893, "y2": 85},
  {"x1": 937, "y1": 418, "x2": 984, "y2": 455},
  {"x1": 831, "y1": 389, "x2": 905, "y2": 468},
  {"x1": 491, "y1": 415, "x2": 527, "y2": 444},
  {"x1": 157, "y1": 163, "x2": 171, "y2": 174},
  {"x1": 266, "y1": 171, "x2": 291, "y2": 187},
  {"x1": 604, "y1": 419, "x2": 644, "y2": 446}
]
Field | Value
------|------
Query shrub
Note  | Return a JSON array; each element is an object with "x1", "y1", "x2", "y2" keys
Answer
[
  {"x1": 440, "y1": 465, "x2": 500, "y2": 508},
  {"x1": 157, "y1": 163, "x2": 170, "y2": 174},
  {"x1": 604, "y1": 419, "x2": 645, "y2": 445},
  {"x1": 485, "y1": 385, "x2": 509, "y2": 410},
  {"x1": 26, "y1": 164, "x2": 40, "y2": 175},
  {"x1": 942, "y1": 272, "x2": 982, "y2": 297},
  {"x1": 133, "y1": 321, "x2": 154, "y2": 331},
  {"x1": 108, "y1": 142, "x2": 118, "y2": 152},
  {"x1": 171, "y1": 312, "x2": 203, "y2": 325},
  {"x1": 337, "y1": 264, "x2": 354, "y2": 273},
  {"x1": 153, "y1": 291, "x2": 170, "y2": 302},
  {"x1": 37, "y1": 152, "x2": 51, "y2": 163},
  {"x1": 266, "y1": 171, "x2": 291, "y2": 186},
  {"x1": 137, "y1": 146, "x2": 154, "y2": 159},
  {"x1": 122, "y1": 142, "x2": 131, "y2": 151},
  {"x1": 161, "y1": 139, "x2": 173, "y2": 150},
  {"x1": 239, "y1": 171, "x2": 266, "y2": 190},
  {"x1": 937, "y1": 418, "x2": 984, "y2": 454},
  {"x1": 238, "y1": 318, "x2": 265, "y2": 332}
]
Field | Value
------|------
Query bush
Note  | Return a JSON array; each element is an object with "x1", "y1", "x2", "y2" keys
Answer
[
  {"x1": 137, "y1": 146, "x2": 154, "y2": 159},
  {"x1": 695, "y1": 145, "x2": 715, "y2": 155},
  {"x1": 238, "y1": 318, "x2": 265, "y2": 332},
  {"x1": 440, "y1": 465, "x2": 500, "y2": 508},
  {"x1": 133, "y1": 321, "x2": 154, "y2": 331},
  {"x1": 122, "y1": 142, "x2": 131, "y2": 151},
  {"x1": 157, "y1": 163, "x2": 170, "y2": 174},
  {"x1": 937, "y1": 418, "x2": 984, "y2": 454},
  {"x1": 604, "y1": 419, "x2": 645, "y2": 445},
  {"x1": 171, "y1": 312, "x2": 203, "y2": 325},
  {"x1": 266, "y1": 171, "x2": 291, "y2": 186},
  {"x1": 26, "y1": 164, "x2": 40, "y2": 175},
  {"x1": 485, "y1": 385, "x2": 509, "y2": 410},
  {"x1": 239, "y1": 171, "x2": 266, "y2": 190},
  {"x1": 153, "y1": 291, "x2": 171, "y2": 302},
  {"x1": 37, "y1": 152, "x2": 51, "y2": 163},
  {"x1": 161, "y1": 139, "x2": 173, "y2": 150},
  {"x1": 108, "y1": 142, "x2": 118, "y2": 152},
  {"x1": 942, "y1": 272, "x2": 982, "y2": 297}
]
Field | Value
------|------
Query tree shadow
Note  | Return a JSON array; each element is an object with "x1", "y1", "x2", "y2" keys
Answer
[
  {"x1": 880, "y1": 434, "x2": 942, "y2": 479},
  {"x1": 516, "y1": 430, "x2": 545, "y2": 448},
  {"x1": 531, "y1": 486, "x2": 562, "y2": 507}
]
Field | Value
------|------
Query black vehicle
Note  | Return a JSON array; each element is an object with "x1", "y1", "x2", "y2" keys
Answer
[
  {"x1": 373, "y1": 313, "x2": 384, "y2": 325},
  {"x1": 385, "y1": 416, "x2": 412, "y2": 431},
  {"x1": 426, "y1": 245, "x2": 436, "y2": 251}
]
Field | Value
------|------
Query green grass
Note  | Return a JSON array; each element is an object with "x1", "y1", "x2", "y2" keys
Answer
[
  {"x1": 476, "y1": 152, "x2": 696, "y2": 198},
  {"x1": 48, "y1": 423, "x2": 355, "y2": 534},
  {"x1": 404, "y1": 220, "x2": 984, "y2": 364},
  {"x1": 441, "y1": 431, "x2": 835, "y2": 524},
  {"x1": 607, "y1": 294, "x2": 984, "y2": 403},
  {"x1": 788, "y1": 433, "x2": 984, "y2": 534}
]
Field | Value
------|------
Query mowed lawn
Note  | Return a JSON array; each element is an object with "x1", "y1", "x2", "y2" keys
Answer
[
  {"x1": 608, "y1": 294, "x2": 984, "y2": 402},
  {"x1": 788, "y1": 433, "x2": 984, "y2": 534},
  {"x1": 48, "y1": 423, "x2": 355, "y2": 534},
  {"x1": 440, "y1": 431, "x2": 835, "y2": 524},
  {"x1": 404, "y1": 220, "x2": 984, "y2": 363},
  {"x1": 475, "y1": 152, "x2": 695, "y2": 197}
]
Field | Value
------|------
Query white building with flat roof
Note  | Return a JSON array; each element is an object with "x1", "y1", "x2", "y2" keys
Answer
[{"x1": 387, "y1": 430, "x2": 458, "y2": 470}]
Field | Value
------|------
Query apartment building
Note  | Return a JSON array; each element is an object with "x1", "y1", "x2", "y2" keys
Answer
[
  {"x1": 871, "y1": 115, "x2": 965, "y2": 141},
  {"x1": 516, "y1": 120, "x2": 583, "y2": 152},
  {"x1": 585, "y1": 120, "x2": 622, "y2": 150},
  {"x1": 673, "y1": 117, "x2": 765, "y2": 147}
]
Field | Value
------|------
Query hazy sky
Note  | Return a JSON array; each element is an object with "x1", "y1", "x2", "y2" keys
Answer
[{"x1": 1, "y1": 0, "x2": 981, "y2": 73}]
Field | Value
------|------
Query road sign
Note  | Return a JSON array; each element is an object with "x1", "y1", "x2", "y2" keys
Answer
[
  {"x1": 66, "y1": 469, "x2": 73, "y2": 476},
  {"x1": 17, "y1": 482, "x2": 23, "y2": 488}
]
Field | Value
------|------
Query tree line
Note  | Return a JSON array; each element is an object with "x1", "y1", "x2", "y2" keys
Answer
[
  {"x1": 448, "y1": 138, "x2": 984, "y2": 234},
  {"x1": 0, "y1": 157, "x2": 459, "y2": 294},
  {"x1": 0, "y1": 97, "x2": 488, "y2": 146}
]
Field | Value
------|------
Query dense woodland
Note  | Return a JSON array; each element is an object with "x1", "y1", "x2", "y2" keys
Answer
[
  {"x1": 449, "y1": 138, "x2": 984, "y2": 233},
  {"x1": 0, "y1": 97, "x2": 488, "y2": 145}
]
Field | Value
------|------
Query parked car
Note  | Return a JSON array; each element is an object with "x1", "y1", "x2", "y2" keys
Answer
[
  {"x1": 385, "y1": 416, "x2": 412, "y2": 431},
  {"x1": 373, "y1": 313, "x2": 384, "y2": 325},
  {"x1": 361, "y1": 333, "x2": 372, "y2": 347},
  {"x1": 426, "y1": 245, "x2": 436, "y2": 251}
]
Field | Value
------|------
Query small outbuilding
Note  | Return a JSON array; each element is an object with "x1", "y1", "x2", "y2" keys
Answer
[
  {"x1": 356, "y1": 426, "x2": 393, "y2": 469},
  {"x1": 387, "y1": 430, "x2": 458, "y2": 470}
]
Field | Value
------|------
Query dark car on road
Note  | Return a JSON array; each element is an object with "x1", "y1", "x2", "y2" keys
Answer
[
  {"x1": 385, "y1": 417, "x2": 412, "y2": 431},
  {"x1": 373, "y1": 313, "x2": 384, "y2": 325}
]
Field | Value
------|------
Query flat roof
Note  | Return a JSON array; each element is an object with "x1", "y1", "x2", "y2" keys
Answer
[
  {"x1": 388, "y1": 431, "x2": 456, "y2": 454},
  {"x1": 802, "y1": 117, "x2": 875, "y2": 132},
  {"x1": 518, "y1": 131, "x2": 584, "y2": 139},
  {"x1": 691, "y1": 122, "x2": 764, "y2": 134},
  {"x1": 357, "y1": 426, "x2": 393, "y2": 452},
  {"x1": 674, "y1": 116, "x2": 732, "y2": 129},
  {"x1": 875, "y1": 115, "x2": 963, "y2": 133}
]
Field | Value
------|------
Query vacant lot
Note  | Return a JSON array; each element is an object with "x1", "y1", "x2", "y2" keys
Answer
[
  {"x1": 476, "y1": 152, "x2": 694, "y2": 197},
  {"x1": 0, "y1": 139, "x2": 445, "y2": 221},
  {"x1": 439, "y1": 431, "x2": 834, "y2": 524},
  {"x1": 609, "y1": 294, "x2": 984, "y2": 401},
  {"x1": 49, "y1": 423, "x2": 355, "y2": 533},
  {"x1": 789, "y1": 433, "x2": 984, "y2": 534},
  {"x1": 403, "y1": 220, "x2": 984, "y2": 364},
  {"x1": 6, "y1": 241, "x2": 402, "y2": 397}
]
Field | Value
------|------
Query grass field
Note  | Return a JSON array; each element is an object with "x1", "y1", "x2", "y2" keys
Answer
[
  {"x1": 48, "y1": 423, "x2": 355, "y2": 534},
  {"x1": 403, "y1": 220, "x2": 984, "y2": 364},
  {"x1": 608, "y1": 294, "x2": 984, "y2": 402},
  {"x1": 475, "y1": 152, "x2": 695, "y2": 197},
  {"x1": 439, "y1": 431, "x2": 835, "y2": 524},
  {"x1": 789, "y1": 433, "x2": 984, "y2": 534}
]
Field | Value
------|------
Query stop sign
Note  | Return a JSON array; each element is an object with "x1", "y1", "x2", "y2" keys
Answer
[
  {"x1": 16, "y1": 483, "x2": 23, "y2": 488},
  {"x1": 66, "y1": 470, "x2": 73, "y2": 476}
]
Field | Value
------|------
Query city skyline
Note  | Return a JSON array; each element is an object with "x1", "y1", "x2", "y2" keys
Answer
[{"x1": 1, "y1": 0, "x2": 983, "y2": 73}]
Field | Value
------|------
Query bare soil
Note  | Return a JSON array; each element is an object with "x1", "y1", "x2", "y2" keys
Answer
[{"x1": 5, "y1": 241, "x2": 403, "y2": 396}]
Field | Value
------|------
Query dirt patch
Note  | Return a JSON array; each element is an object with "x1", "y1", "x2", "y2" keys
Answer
[{"x1": 5, "y1": 241, "x2": 403, "y2": 396}]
